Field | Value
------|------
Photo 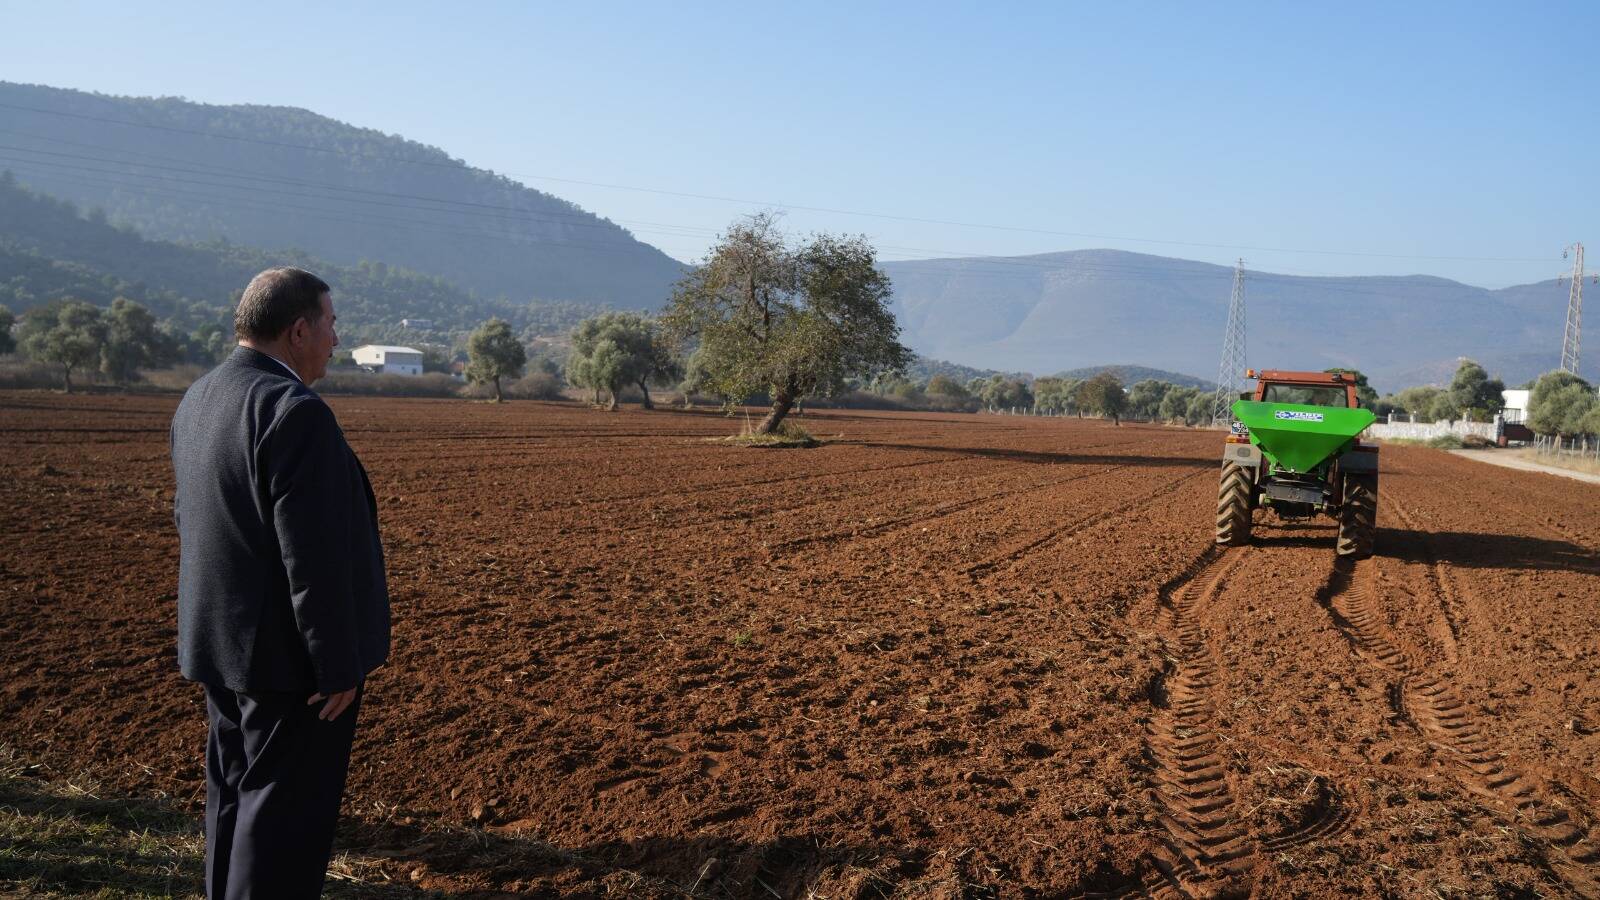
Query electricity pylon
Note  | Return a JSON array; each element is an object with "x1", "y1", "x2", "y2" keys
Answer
[
  {"x1": 1212, "y1": 259, "x2": 1247, "y2": 425},
  {"x1": 1561, "y1": 242, "x2": 1584, "y2": 375}
]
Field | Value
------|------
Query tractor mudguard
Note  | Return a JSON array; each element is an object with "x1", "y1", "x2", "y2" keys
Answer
[
  {"x1": 1222, "y1": 442, "x2": 1261, "y2": 467},
  {"x1": 1337, "y1": 446, "x2": 1380, "y2": 474}
]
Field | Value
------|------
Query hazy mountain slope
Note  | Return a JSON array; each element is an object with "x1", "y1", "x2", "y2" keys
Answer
[
  {"x1": 0, "y1": 175, "x2": 600, "y2": 345},
  {"x1": 0, "y1": 82, "x2": 685, "y2": 307},
  {"x1": 882, "y1": 249, "x2": 1588, "y2": 391},
  {"x1": 1050, "y1": 365, "x2": 1216, "y2": 391}
]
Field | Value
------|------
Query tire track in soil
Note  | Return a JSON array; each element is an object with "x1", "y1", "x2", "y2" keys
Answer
[
  {"x1": 1382, "y1": 496, "x2": 1462, "y2": 664},
  {"x1": 765, "y1": 456, "x2": 1152, "y2": 555},
  {"x1": 1143, "y1": 545, "x2": 1257, "y2": 899},
  {"x1": 1314, "y1": 557, "x2": 1600, "y2": 887},
  {"x1": 594, "y1": 441, "x2": 1144, "y2": 538},
  {"x1": 961, "y1": 468, "x2": 1209, "y2": 580}
]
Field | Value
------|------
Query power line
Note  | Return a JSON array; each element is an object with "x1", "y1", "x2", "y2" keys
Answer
[
  {"x1": 0, "y1": 101, "x2": 1561, "y2": 266},
  {"x1": 6, "y1": 157, "x2": 1568, "y2": 318}
]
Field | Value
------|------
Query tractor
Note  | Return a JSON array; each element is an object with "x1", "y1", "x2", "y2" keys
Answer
[{"x1": 1216, "y1": 369, "x2": 1379, "y2": 557}]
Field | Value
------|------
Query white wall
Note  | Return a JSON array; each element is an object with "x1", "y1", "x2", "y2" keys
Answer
[{"x1": 1366, "y1": 419, "x2": 1496, "y2": 441}]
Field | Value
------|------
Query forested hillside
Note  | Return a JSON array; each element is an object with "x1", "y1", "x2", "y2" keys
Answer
[
  {"x1": 0, "y1": 174, "x2": 596, "y2": 345},
  {"x1": 0, "y1": 82, "x2": 685, "y2": 306}
]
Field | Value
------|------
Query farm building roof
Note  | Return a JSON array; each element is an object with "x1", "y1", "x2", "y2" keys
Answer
[{"x1": 353, "y1": 345, "x2": 423, "y2": 355}]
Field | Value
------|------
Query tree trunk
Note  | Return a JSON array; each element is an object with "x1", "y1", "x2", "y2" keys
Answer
[
  {"x1": 492, "y1": 376, "x2": 502, "y2": 402},
  {"x1": 637, "y1": 379, "x2": 654, "y2": 410},
  {"x1": 606, "y1": 390, "x2": 618, "y2": 411},
  {"x1": 756, "y1": 391, "x2": 795, "y2": 434},
  {"x1": 62, "y1": 364, "x2": 72, "y2": 394}
]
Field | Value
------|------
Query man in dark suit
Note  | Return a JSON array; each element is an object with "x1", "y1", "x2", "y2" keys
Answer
[{"x1": 170, "y1": 267, "x2": 390, "y2": 898}]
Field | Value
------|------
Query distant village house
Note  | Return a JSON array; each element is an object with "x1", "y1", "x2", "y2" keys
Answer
[{"x1": 352, "y1": 345, "x2": 424, "y2": 376}]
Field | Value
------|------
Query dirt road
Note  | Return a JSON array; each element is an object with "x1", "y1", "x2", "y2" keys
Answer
[{"x1": 2, "y1": 392, "x2": 1597, "y2": 897}]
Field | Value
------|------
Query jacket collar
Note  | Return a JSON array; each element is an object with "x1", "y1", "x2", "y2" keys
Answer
[{"x1": 229, "y1": 345, "x2": 303, "y2": 382}]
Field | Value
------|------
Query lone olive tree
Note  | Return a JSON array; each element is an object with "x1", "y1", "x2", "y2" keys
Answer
[
  {"x1": 662, "y1": 213, "x2": 910, "y2": 434},
  {"x1": 466, "y1": 318, "x2": 526, "y2": 402}
]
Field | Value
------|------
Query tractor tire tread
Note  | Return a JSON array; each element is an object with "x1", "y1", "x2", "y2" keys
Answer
[
  {"x1": 1337, "y1": 473, "x2": 1378, "y2": 558},
  {"x1": 1215, "y1": 462, "x2": 1254, "y2": 546}
]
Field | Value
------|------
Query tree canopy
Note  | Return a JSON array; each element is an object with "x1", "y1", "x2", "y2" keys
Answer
[
  {"x1": 1446, "y1": 359, "x2": 1504, "y2": 421},
  {"x1": 1323, "y1": 368, "x2": 1379, "y2": 408},
  {"x1": 662, "y1": 214, "x2": 910, "y2": 433},
  {"x1": 1527, "y1": 371, "x2": 1595, "y2": 438},
  {"x1": 1075, "y1": 372, "x2": 1127, "y2": 423},
  {"x1": 465, "y1": 318, "x2": 527, "y2": 402},
  {"x1": 19, "y1": 300, "x2": 107, "y2": 392},
  {"x1": 564, "y1": 312, "x2": 680, "y2": 410},
  {"x1": 101, "y1": 298, "x2": 178, "y2": 384},
  {"x1": 0, "y1": 304, "x2": 14, "y2": 355}
]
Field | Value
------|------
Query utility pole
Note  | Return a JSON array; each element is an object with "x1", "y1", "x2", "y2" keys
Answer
[
  {"x1": 1561, "y1": 242, "x2": 1584, "y2": 375},
  {"x1": 1212, "y1": 259, "x2": 1247, "y2": 425}
]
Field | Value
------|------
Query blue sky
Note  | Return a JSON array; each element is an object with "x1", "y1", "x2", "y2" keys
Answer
[{"x1": 1, "y1": 1, "x2": 1593, "y2": 287}]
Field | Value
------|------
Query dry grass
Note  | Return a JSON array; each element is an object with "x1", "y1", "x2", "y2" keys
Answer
[
  {"x1": 713, "y1": 418, "x2": 822, "y2": 448},
  {"x1": 1509, "y1": 447, "x2": 1600, "y2": 476},
  {"x1": 0, "y1": 746, "x2": 423, "y2": 898}
]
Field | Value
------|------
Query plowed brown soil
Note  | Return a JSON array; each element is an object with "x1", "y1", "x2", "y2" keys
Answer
[{"x1": 3, "y1": 392, "x2": 1599, "y2": 898}]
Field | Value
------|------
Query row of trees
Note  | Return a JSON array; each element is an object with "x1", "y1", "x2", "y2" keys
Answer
[
  {"x1": 1, "y1": 298, "x2": 182, "y2": 391},
  {"x1": 1373, "y1": 360, "x2": 1503, "y2": 423}
]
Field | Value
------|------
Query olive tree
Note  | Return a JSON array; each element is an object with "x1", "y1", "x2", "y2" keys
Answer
[
  {"x1": 977, "y1": 375, "x2": 1033, "y2": 410},
  {"x1": 1159, "y1": 386, "x2": 1199, "y2": 423},
  {"x1": 1446, "y1": 358, "x2": 1504, "y2": 421},
  {"x1": 1075, "y1": 372, "x2": 1127, "y2": 424},
  {"x1": 1126, "y1": 379, "x2": 1171, "y2": 420},
  {"x1": 0, "y1": 304, "x2": 15, "y2": 355},
  {"x1": 1527, "y1": 371, "x2": 1595, "y2": 438},
  {"x1": 101, "y1": 298, "x2": 177, "y2": 385},
  {"x1": 1323, "y1": 368, "x2": 1380, "y2": 408},
  {"x1": 465, "y1": 318, "x2": 526, "y2": 402},
  {"x1": 662, "y1": 214, "x2": 910, "y2": 434},
  {"x1": 1032, "y1": 377, "x2": 1074, "y2": 414},
  {"x1": 20, "y1": 300, "x2": 107, "y2": 393},
  {"x1": 565, "y1": 312, "x2": 680, "y2": 410}
]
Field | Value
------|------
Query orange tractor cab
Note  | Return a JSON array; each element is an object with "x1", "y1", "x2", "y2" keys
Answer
[{"x1": 1217, "y1": 370, "x2": 1379, "y2": 557}]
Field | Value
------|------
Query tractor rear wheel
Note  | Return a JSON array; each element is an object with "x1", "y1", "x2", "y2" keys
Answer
[
  {"x1": 1215, "y1": 462, "x2": 1254, "y2": 546},
  {"x1": 1337, "y1": 473, "x2": 1377, "y2": 558}
]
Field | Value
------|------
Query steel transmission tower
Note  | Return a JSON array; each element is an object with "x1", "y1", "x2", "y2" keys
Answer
[
  {"x1": 1212, "y1": 259, "x2": 1247, "y2": 424},
  {"x1": 1561, "y1": 242, "x2": 1584, "y2": 375}
]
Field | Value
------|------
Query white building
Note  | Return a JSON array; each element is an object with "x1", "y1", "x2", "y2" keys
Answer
[
  {"x1": 400, "y1": 318, "x2": 433, "y2": 330},
  {"x1": 1502, "y1": 388, "x2": 1531, "y2": 423},
  {"x1": 352, "y1": 345, "x2": 425, "y2": 376}
]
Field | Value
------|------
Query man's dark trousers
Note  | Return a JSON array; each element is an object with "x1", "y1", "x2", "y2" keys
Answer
[{"x1": 204, "y1": 684, "x2": 363, "y2": 899}]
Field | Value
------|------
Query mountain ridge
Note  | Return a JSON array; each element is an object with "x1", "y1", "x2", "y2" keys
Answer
[
  {"x1": 881, "y1": 248, "x2": 1583, "y2": 391},
  {"x1": 0, "y1": 81, "x2": 686, "y2": 307}
]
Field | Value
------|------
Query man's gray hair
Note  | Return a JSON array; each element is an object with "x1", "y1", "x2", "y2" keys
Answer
[{"x1": 234, "y1": 267, "x2": 330, "y2": 342}]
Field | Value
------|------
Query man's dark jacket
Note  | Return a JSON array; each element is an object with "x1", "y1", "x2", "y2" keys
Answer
[{"x1": 171, "y1": 346, "x2": 389, "y2": 695}]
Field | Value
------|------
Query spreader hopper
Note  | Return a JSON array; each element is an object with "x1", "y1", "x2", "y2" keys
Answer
[{"x1": 1230, "y1": 400, "x2": 1375, "y2": 474}]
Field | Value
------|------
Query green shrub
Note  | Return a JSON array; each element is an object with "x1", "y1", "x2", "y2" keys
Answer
[{"x1": 1425, "y1": 434, "x2": 1465, "y2": 450}]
